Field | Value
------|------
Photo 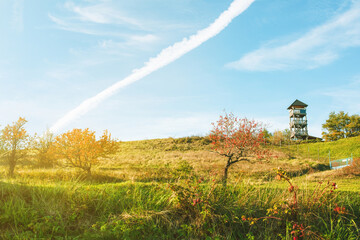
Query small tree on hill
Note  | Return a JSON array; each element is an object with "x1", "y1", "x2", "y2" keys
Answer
[
  {"x1": 282, "y1": 129, "x2": 291, "y2": 143},
  {"x1": 1, "y1": 117, "x2": 29, "y2": 177},
  {"x1": 322, "y1": 111, "x2": 360, "y2": 141},
  {"x1": 262, "y1": 128, "x2": 273, "y2": 143},
  {"x1": 53, "y1": 128, "x2": 117, "y2": 176},
  {"x1": 272, "y1": 130, "x2": 283, "y2": 146},
  {"x1": 31, "y1": 130, "x2": 57, "y2": 168},
  {"x1": 209, "y1": 113, "x2": 268, "y2": 187}
]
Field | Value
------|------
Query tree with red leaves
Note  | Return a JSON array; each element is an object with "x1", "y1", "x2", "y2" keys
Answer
[{"x1": 209, "y1": 113, "x2": 268, "y2": 187}]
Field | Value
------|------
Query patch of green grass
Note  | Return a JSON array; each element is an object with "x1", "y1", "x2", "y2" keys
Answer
[
  {"x1": 1, "y1": 176, "x2": 359, "y2": 239},
  {"x1": 0, "y1": 181, "x2": 172, "y2": 239},
  {"x1": 0, "y1": 135, "x2": 359, "y2": 239},
  {"x1": 274, "y1": 136, "x2": 360, "y2": 162}
]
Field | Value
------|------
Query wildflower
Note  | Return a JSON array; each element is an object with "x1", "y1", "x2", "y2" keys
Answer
[
  {"x1": 288, "y1": 185, "x2": 294, "y2": 193},
  {"x1": 291, "y1": 223, "x2": 305, "y2": 238},
  {"x1": 334, "y1": 204, "x2": 347, "y2": 214}
]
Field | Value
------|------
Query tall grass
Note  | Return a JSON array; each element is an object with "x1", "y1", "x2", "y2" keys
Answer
[
  {"x1": 1, "y1": 176, "x2": 359, "y2": 239},
  {"x1": 0, "y1": 136, "x2": 359, "y2": 239}
]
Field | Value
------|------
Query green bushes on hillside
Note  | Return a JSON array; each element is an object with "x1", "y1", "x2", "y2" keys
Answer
[{"x1": 322, "y1": 111, "x2": 360, "y2": 141}]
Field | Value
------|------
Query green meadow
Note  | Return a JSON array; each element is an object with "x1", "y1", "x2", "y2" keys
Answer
[{"x1": 1, "y1": 136, "x2": 360, "y2": 239}]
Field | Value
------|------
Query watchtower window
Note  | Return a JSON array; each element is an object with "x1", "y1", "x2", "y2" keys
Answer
[{"x1": 293, "y1": 109, "x2": 306, "y2": 114}]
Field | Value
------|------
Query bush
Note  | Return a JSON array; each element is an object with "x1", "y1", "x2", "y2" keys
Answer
[
  {"x1": 342, "y1": 158, "x2": 360, "y2": 176},
  {"x1": 53, "y1": 129, "x2": 117, "y2": 175}
]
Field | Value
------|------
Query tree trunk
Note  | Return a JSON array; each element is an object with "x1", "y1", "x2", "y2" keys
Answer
[
  {"x1": 8, "y1": 151, "x2": 16, "y2": 177},
  {"x1": 223, "y1": 162, "x2": 231, "y2": 188},
  {"x1": 85, "y1": 167, "x2": 91, "y2": 178}
]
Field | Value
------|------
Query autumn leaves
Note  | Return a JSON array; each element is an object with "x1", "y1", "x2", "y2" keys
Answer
[
  {"x1": 0, "y1": 117, "x2": 117, "y2": 177},
  {"x1": 209, "y1": 113, "x2": 268, "y2": 187},
  {"x1": 53, "y1": 128, "x2": 117, "y2": 176},
  {"x1": 1, "y1": 112, "x2": 268, "y2": 182}
]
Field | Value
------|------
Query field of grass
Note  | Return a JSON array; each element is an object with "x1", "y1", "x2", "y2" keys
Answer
[
  {"x1": 275, "y1": 136, "x2": 360, "y2": 162},
  {"x1": 1, "y1": 136, "x2": 360, "y2": 239}
]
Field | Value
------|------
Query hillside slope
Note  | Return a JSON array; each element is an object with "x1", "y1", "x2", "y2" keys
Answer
[{"x1": 274, "y1": 136, "x2": 360, "y2": 162}]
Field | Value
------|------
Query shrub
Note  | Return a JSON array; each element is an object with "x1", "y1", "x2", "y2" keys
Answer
[
  {"x1": 53, "y1": 129, "x2": 117, "y2": 176},
  {"x1": 342, "y1": 158, "x2": 360, "y2": 176}
]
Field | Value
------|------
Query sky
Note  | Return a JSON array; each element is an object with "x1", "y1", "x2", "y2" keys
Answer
[{"x1": 1, "y1": 0, "x2": 360, "y2": 140}]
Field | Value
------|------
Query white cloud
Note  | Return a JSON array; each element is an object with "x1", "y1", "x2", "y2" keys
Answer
[
  {"x1": 227, "y1": 2, "x2": 360, "y2": 71},
  {"x1": 49, "y1": 0, "x2": 255, "y2": 133},
  {"x1": 99, "y1": 34, "x2": 159, "y2": 52},
  {"x1": 48, "y1": 1, "x2": 164, "y2": 54},
  {"x1": 48, "y1": 13, "x2": 160, "y2": 54},
  {"x1": 48, "y1": 14, "x2": 127, "y2": 37},
  {"x1": 129, "y1": 34, "x2": 158, "y2": 44},
  {"x1": 64, "y1": 2, "x2": 144, "y2": 28},
  {"x1": 49, "y1": 1, "x2": 191, "y2": 35}
]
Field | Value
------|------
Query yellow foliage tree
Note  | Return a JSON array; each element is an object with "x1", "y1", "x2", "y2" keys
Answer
[
  {"x1": 31, "y1": 130, "x2": 57, "y2": 168},
  {"x1": 1, "y1": 117, "x2": 29, "y2": 176},
  {"x1": 53, "y1": 128, "x2": 117, "y2": 175},
  {"x1": 272, "y1": 130, "x2": 283, "y2": 145}
]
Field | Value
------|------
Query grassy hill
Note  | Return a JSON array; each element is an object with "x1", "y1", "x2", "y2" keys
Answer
[
  {"x1": 276, "y1": 136, "x2": 360, "y2": 161},
  {"x1": 0, "y1": 136, "x2": 359, "y2": 239}
]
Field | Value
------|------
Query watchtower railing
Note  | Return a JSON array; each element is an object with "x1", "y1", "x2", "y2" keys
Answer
[
  {"x1": 290, "y1": 129, "x2": 308, "y2": 137},
  {"x1": 290, "y1": 120, "x2": 307, "y2": 126}
]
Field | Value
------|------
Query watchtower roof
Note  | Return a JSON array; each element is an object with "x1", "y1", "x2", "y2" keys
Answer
[{"x1": 287, "y1": 99, "x2": 308, "y2": 110}]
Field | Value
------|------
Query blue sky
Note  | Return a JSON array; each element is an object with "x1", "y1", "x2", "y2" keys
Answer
[{"x1": 1, "y1": 0, "x2": 360, "y2": 140}]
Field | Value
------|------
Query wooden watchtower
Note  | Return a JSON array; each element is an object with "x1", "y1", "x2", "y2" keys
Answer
[{"x1": 288, "y1": 99, "x2": 308, "y2": 140}]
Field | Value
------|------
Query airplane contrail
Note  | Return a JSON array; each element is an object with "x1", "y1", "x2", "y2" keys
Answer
[{"x1": 50, "y1": 0, "x2": 255, "y2": 133}]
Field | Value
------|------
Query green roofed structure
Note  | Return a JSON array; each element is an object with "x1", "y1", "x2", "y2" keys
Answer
[{"x1": 288, "y1": 99, "x2": 308, "y2": 140}]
